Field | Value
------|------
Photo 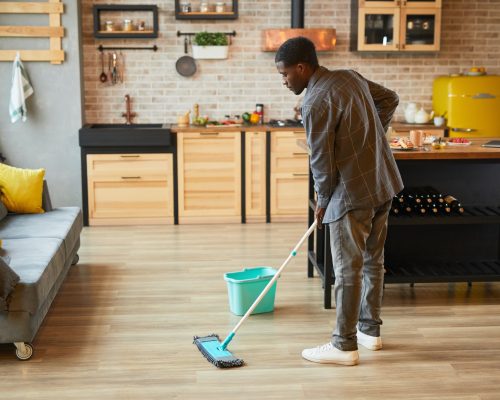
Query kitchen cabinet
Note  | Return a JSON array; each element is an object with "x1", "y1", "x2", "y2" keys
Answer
[
  {"x1": 175, "y1": 0, "x2": 238, "y2": 20},
  {"x1": 270, "y1": 131, "x2": 309, "y2": 221},
  {"x1": 353, "y1": 0, "x2": 441, "y2": 51},
  {"x1": 93, "y1": 4, "x2": 159, "y2": 39},
  {"x1": 177, "y1": 131, "x2": 242, "y2": 224},
  {"x1": 86, "y1": 153, "x2": 173, "y2": 225},
  {"x1": 245, "y1": 131, "x2": 267, "y2": 223}
]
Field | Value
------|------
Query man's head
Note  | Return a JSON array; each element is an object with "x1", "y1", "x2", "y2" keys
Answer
[{"x1": 275, "y1": 36, "x2": 319, "y2": 95}]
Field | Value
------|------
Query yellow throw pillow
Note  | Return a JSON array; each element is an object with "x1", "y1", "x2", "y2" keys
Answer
[{"x1": 0, "y1": 164, "x2": 45, "y2": 214}]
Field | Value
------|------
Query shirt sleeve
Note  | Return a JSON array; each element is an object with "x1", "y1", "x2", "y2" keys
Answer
[
  {"x1": 365, "y1": 78, "x2": 399, "y2": 132},
  {"x1": 303, "y1": 103, "x2": 337, "y2": 209}
]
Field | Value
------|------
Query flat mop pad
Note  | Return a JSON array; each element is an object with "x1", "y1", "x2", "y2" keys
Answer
[{"x1": 193, "y1": 334, "x2": 244, "y2": 368}]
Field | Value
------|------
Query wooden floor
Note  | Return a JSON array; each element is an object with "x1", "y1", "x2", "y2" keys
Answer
[{"x1": 1, "y1": 223, "x2": 500, "y2": 399}]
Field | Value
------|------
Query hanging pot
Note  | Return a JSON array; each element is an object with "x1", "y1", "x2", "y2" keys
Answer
[{"x1": 176, "y1": 37, "x2": 196, "y2": 77}]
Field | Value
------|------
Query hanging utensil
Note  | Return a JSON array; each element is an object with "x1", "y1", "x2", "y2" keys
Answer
[
  {"x1": 176, "y1": 36, "x2": 196, "y2": 77},
  {"x1": 99, "y1": 51, "x2": 107, "y2": 83},
  {"x1": 107, "y1": 52, "x2": 113, "y2": 83},
  {"x1": 111, "y1": 52, "x2": 118, "y2": 85},
  {"x1": 118, "y1": 51, "x2": 124, "y2": 83}
]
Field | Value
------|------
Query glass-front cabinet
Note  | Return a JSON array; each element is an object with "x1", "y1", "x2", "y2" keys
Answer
[
  {"x1": 358, "y1": 8, "x2": 400, "y2": 51},
  {"x1": 354, "y1": 0, "x2": 441, "y2": 51},
  {"x1": 401, "y1": 8, "x2": 441, "y2": 50}
]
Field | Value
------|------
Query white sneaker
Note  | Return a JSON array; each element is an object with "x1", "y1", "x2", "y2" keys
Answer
[
  {"x1": 357, "y1": 330, "x2": 382, "y2": 351},
  {"x1": 301, "y1": 342, "x2": 359, "y2": 365}
]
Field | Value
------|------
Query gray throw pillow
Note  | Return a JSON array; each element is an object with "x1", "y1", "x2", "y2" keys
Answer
[{"x1": 0, "y1": 201, "x2": 7, "y2": 221}]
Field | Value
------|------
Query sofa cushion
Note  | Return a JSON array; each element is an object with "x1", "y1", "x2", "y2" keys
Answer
[
  {"x1": 0, "y1": 163, "x2": 45, "y2": 214},
  {"x1": 3, "y1": 237, "x2": 66, "y2": 313},
  {"x1": 0, "y1": 207, "x2": 82, "y2": 258},
  {"x1": 0, "y1": 201, "x2": 7, "y2": 221}
]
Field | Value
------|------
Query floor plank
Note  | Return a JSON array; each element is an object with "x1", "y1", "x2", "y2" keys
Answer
[{"x1": 1, "y1": 223, "x2": 499, "y2": 400}]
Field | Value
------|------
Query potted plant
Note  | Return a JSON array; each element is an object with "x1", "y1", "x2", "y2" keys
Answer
[{"x1": 192, "y1": 32, "x2": 229, "y2": 59}]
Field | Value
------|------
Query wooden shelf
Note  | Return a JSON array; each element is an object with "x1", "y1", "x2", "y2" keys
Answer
[
  {"x1": 93, "y1": 5, "x2": 158, "y2": 39},
  {"x1": 175, "y1": 0, "x2": 238, "y2": 20}
]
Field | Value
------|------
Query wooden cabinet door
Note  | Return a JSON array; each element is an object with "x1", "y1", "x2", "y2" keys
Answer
[
  {"x1": 245, "y1": 131, "x2": 267, "y2": 222},
  {"x1": 400, "y1": 8, "x2": 441, "y2": 51},
  {"x1": 177, "y1": 131, "x2": 241, "y2": 223},
  {"x1": 270, "y1": 131, "x2": 309, "y2": 221},
  {"x1": 358, "y1": 7, "x2": 400, "y2": 51},
  {"x1": 87, "y1": 153, "x2": 173, "y2": 225}
]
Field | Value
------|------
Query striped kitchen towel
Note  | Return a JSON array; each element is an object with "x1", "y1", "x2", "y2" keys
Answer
[{"x1": 9, "y1": 53, "x2": 34, "y2": 123}]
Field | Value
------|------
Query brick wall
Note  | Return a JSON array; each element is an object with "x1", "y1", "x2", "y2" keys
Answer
[{"x1": 82, "y1": 0, "x2": 500, "y2": 124}]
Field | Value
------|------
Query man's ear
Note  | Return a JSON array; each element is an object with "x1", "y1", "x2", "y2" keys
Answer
[{"x1": 296, "y1": 63, "x2": 306, "y2": 75}]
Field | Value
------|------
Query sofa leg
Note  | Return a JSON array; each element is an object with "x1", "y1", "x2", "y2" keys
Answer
[
  {"x1": 14, "y1": 342, "x2": 33, "y2": 360},
  {"x1": 72, "y1": 254, "x2": 79, "y2": 265}
]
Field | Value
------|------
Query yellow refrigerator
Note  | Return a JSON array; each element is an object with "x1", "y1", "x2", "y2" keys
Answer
[{"x1": 433, "y1": 75, "x2": 500, "y2": 137}]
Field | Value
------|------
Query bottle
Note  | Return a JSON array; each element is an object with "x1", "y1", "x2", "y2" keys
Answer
[
  {"x1": 390, "y1": 196, "x2": 400, "y2": 216},
  {"x1": 405, "y1": 187, "x2": 421, "y2": 206},
  {"x1": 255, "y1": 103, "x2": 264, "y2": 125},
  {"x1": 416, "y1": 187, "x2": 433, "y2": 204},
  {"x1": 443, "y1": 194, "x2": 465, "y2": 214},
  {"x1": 425, "y1": 186, "x2": 445, "y2": 204}
]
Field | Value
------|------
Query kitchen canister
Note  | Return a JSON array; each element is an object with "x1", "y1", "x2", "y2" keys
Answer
[{"x1": 215, "y1": 2, "x2": 225, "y2": 12}]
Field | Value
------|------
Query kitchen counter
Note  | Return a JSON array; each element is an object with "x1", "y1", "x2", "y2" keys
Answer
[
  {"x1": 297, "y1": 138, "x2": 500, "y2": 160},
  {"x1": 170, "y1": 124, "x2": 304, "y2": 133}
]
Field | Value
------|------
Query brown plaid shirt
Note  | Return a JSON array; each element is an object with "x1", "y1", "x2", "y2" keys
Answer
[{"x1": 302, "y1": 66, "x2": 403, "y2": 223}]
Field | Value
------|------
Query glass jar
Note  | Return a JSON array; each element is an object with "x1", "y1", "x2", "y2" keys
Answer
[
  {"x1": 215, "y1": 2, "x2": 225, "y2": 13},
  {"x1": 200, "y1": 2, "x2": 210, "y2": 12},
  {"x1": 123, "y1": 19, "x2": 133, "y2": 32},
  {"x1": 105, "y1": 20, "x2": 114, "y2": 32},
  {"x1": 180, "y1": 2, "x2": 192, "y2": 12}
]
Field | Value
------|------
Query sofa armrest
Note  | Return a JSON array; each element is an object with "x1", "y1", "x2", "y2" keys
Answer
[{"x1": 42, "y1": 180, "x2": 53, "y2": 212}]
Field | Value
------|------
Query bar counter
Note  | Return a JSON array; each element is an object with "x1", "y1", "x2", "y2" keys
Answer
[{"x1": 300, "y1": 137, "x2": 500, "y2": 308}]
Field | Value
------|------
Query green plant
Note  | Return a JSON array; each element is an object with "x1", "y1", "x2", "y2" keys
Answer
[{"x1": 193, "y1": 32, "x2": 228, "y2": 46}]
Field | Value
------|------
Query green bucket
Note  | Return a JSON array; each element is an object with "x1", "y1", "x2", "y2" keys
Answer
[{"x1": 224, "y1": 267, "x2": 278, "y2": 316}]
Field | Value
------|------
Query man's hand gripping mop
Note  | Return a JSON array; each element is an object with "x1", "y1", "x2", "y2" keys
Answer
[{"x1": 193, "y1": 220, "x2": 318, "y2": 368}]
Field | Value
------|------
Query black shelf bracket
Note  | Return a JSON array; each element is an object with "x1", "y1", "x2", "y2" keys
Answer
[{"x1": 97, "y1": 45, "x2": 158, "y2": 52}]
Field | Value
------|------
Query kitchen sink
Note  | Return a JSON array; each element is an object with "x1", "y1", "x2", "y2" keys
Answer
[{"x1": 79, "y1": 123, "x2": 172, "y2": 147}]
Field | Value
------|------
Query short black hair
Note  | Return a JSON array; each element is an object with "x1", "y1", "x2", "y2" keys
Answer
[{"x1": 275, "y1": 36, "x2": 319, "y2": 68}]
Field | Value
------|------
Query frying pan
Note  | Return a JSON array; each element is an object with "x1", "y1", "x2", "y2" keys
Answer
[{"x1": 176, "y1": 37, "x2": 196, "y2": 77}]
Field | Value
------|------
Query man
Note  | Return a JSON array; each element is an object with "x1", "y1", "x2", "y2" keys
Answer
[{"x1": 276, "y1": 37, "x2": 403, "y2": 366}]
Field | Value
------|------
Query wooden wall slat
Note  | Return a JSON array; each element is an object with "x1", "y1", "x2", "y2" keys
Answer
[{"x1": 0, "y1": 26, "x2": 64, "y2": 38}]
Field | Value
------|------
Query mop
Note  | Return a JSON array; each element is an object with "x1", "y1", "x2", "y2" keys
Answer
[{"x1": 193, "y1": 220, "x2": 318, "y2": 368}]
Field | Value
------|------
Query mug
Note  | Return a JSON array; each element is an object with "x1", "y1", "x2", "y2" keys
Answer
[
  {"x1": 434, "y1": 116, "x2": 445, "y2": 127},
  {"x1": 409, "y1": 130, "x2": 425, "y2": 147}
]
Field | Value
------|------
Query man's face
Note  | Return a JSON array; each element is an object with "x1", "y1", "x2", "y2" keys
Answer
[{"x1": 276, "y1": 61, "x2": 307, "y2": 95}]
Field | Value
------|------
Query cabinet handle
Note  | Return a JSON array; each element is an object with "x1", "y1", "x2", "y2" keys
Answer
[
  {"x1": 120, "y1": 155, "x2": 140, "y2": 158},
  {"x1": 293, "y1": 173, "x2": 309, "y2": 177},
  {"x1": 293, "y1": 131, "x2": 304, "y2": 135},
  {"x1": 293, "y1": 152, "x2": 308, "y2": 156},
  {"x1": 199, "y1": 132, "x2": 220, "y2": 136},
  {"x1": 401, "y1": 43, "x2": 406, "y2": 50},
  {"x1": 121, "y1": 176, "x2": 142, "y2": 179}
]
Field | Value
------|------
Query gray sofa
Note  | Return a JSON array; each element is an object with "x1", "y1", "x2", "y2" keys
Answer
[{"x1": 0, "y1": 188, "x2": 82, "y2": 360}]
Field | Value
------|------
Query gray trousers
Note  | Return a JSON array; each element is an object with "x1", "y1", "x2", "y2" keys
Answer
[{"x1": 329, "y1": 200, "x2": 391, "y2": 351}]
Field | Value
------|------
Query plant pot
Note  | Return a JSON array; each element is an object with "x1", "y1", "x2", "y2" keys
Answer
[{"x1": 192, "y1": 45, "x2": 229, "y2": 60}]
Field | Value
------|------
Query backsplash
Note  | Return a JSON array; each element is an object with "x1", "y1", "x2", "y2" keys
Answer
[{"x1": 82, "y1": 0, "x2": 500, "y2": 124}]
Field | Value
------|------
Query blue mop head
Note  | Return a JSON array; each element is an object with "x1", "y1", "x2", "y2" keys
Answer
[{"x1": 193, "y1": 334, "x2": 244, "y2": 368}]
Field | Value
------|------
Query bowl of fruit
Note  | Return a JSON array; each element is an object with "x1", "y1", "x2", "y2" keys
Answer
[{"x1": 447, "y1": 138, "x2": 471, "y2": 146}]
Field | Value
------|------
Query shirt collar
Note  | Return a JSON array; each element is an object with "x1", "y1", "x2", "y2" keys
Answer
[{"x1": 306, "y1": 66, "x2": 328, "y2": 92}]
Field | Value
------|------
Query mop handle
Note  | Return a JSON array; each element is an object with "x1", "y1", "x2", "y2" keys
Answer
[{"x1": 220, "y1": 220, "x2": 318, "y2": 350}]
